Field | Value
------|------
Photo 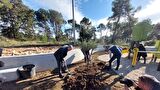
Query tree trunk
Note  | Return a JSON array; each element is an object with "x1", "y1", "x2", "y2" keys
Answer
[
  {"x1": 127, "y1": 13, "x2": 133, "y2": 38},
  {"x1": 100, "y1": 30, "x2": 102, "y2": 38},
  {"x1": 81, "y1": 49, "x2": 91, "y2": 64},
  {"x1": 55, "y1": 23, "x2": 59, "y2": 41},
  {"x1": 111, "y1": 16, "x2": 120, "y2": 43}
]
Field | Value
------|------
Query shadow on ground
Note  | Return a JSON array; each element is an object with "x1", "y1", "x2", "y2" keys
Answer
[
  {"x1": 108, "y1": 57, "x2": 160, "y2": 81},
  {"x1": 1, "y1": 71, "x2": 62, "y2": 90}
]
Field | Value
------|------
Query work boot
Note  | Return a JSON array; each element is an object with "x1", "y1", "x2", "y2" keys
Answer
[
  {"x1": 62, "y1": 70, "x2": 68, "y2": 73},
  {"x1": 67, "y1": 71, "x2": 72, "y2": 75},
  {"x1": 59, "y1": 74, "x2": 63, "y2": 78},
  {"x1": 106, "y1": 66, "x2": 111, "y2": 71},
  {"x1": 115, "y1": 67, "x2": 119, "y2": 70}
]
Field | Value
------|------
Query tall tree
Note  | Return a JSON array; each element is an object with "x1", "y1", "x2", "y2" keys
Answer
[
  {"x1": 0, "y1": 0, "x2": 12, "y2": 9},
  {"x1": 108, "y1": 0, "x2": 139, "y2": 43},
  {"x1": 68, "y1": 19, "x2": 80, "y2": 31},
  {"x1": 132, "y1": 19, "x2": 153, "y2": 41},
  {"x1": 97, "y1": 23, "x2": 106, "y2": 38},
  {"x1": 35, "y1": 8, "x2": 51, "y2": 41},
  {"x1": 23, "y1": 9, "x2": 35, "y2": 39},
  {"x1": 150, "y1": 23, "x2": 160, "y2": 39},
  {"x1": 91, "y1": 26, "x2": 96, "y2": 40},
  {"x1": 48, "y1": 9, "x2": 65, "y2": 41},
  {"x1": 64, "y1": 28, "x2": 72, "y2": 40},
  {"x1": 67, "y1": 19, "x2": 81, "y2": 40},
  {"x1": 0, "y1": 0, "x2": 35, "y2": 39},
  {"x1": 80, "y1": 17, "x2": 91, "y2": 29},
  {"x1": 79, "y1": 17, "x2": 92, "y2": 42},
  {"x1": 128, "y1": 19, "x2": 152, "y2": 59}
]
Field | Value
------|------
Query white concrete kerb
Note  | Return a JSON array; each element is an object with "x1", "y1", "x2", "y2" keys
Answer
[
  {"x1": 0, "y1": 45, "x2": 106, "y2": 82},
  {"x1": 0, "y1": 49, "x2": 84, "y2": 82}
]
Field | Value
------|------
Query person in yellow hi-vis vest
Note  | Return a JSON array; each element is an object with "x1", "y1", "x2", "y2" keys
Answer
[{"x1": 151, "y1": 35, "x2": 160, "y2": 62}]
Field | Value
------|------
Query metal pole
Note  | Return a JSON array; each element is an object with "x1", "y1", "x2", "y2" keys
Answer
[{"x1": 72, "y1": 0, "x2": 76, "y2": 45}]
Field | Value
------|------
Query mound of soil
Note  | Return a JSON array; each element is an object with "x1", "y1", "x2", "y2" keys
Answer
[{"x1": 63, "y1": 62, "x2": 107, "y2": 90}]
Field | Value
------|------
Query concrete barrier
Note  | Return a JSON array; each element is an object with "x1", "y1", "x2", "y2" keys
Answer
[
  {"x1": 0, "y1": 49, "x2": 84, "y2": 82},
  {"x1": 0, "y1": 45, "x2": 106, "y2": 82}
]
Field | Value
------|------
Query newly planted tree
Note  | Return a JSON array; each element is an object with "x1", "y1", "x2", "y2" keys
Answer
[{"x1": 79, "y1": 17, "x2": 97, "y2": 64}]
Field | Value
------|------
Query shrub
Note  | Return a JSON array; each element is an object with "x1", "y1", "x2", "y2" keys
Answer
[{"x1": 79, "y1": 40, "x2": 97, "y2": 51}]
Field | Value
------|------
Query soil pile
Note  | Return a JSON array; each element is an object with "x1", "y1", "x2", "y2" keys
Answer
[{"x1": 63, "y1": 62, "x2": 107, "y2": 90}]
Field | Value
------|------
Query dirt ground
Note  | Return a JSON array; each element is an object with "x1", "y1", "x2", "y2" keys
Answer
[{"x1": 1, "y1": 51, "x2": 125, "y2": 90}]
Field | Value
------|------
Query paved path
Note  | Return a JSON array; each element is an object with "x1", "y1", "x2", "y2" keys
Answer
[{"x1": 98, "y1": 54, "x2": 160, "y2": 81}]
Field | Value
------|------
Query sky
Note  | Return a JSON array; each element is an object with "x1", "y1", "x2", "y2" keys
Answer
[{"x1": 22, "y1": 0, "x2": 160, "y2": 38}]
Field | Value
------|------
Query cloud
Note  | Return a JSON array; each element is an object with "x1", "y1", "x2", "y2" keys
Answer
[
  {"x1": 135, "y1": 0, "x2": 160, "y2": 24},
  {"x1": 95, "y1": 30, "x2": 111, "y2": 39},
  {"x1": 23, "y1": 0, "x2": 112, "y2": 26},
  {"x1": 92, "y1": 17, "x2": 108, "y2": 26},
  {"x1": 152, "y1": 18, "x2": 160, "y2": 24},
  {"x1": 91, "y1": 17, "x2": 111, "y2": 38},
  {"x1": 23, "y1": 0, "x2": 84, "y2": 23},
  {"x1": 23, "y1": 0, "x2": 112, "y2": 38}
]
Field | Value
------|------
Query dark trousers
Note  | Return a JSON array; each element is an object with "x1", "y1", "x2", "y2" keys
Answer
[
  {"x1": 56, "y1": 59, "x2": 67, "y2": 76},
  {"x1": 109, "y1": 54, "x2": 121, "y2": 69},
  {"x1": 84, "y1": 51, "x2": 90, "y2": 63},
  {"x1": 82, "y1": 50, "x2": 90, "y2": 63}
]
